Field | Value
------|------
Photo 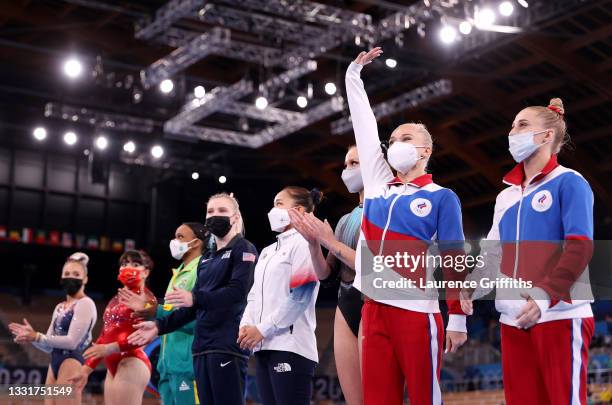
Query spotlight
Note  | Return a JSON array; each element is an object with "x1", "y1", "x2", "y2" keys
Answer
[
  {"x1": 385, "y1": 58, "x2": 397, "y2": 69},
  {"x1": 191, "y1": 172, "x2": 200, "y2": 180},
  {"x1": 63, "y1": 131, "x2": 77, "y2": 146},
  {"x1": 255, "y1": 96, "x2": 268, "y2": 110},
  {"x1": 324, "y1": 82, "x2": 337, "y2": 95},
  {"x1": 459, "y1": 21, "x2": 473, "y2": 35},
  {"x1": 194, "y1": 85, "x2": 206, "y2": 98},
  {"x1": 95, "y1": 135, "x2": 108, "y2": 150},
  {"x1": 132, "y1": 88, "x2": 143, "y2": 103},
  {"x1": 239, "y1": 116, "x2": 249, "y2": 132},
  {"x1": 218, "y1": 175, "x2": 227, "y2": 184},
  {"x1": 499, "y1": 1, "x2": 514, "y2": 16},
  {"x1": 475, "y1": 8, "x2": 496, "y2": 26},
  {"x1": 159, "y1": 79, "x2": 174, "y2": 94},
  {"x1": 151, "y1": 145, "x2": 164, "y2": 159},
  {"x1": 33, "y1": 127, "x2": 47, "y2": 141},
  {"x1": 417, "y1": 23, "x2": 426, "y2": 38},
  {"x1": 439, "y1": 26, "x2": 457, "y2": 44},
  {"x1": 297, "y1": 96, "x2": 308, "y2": 109},
  {"x1": 517, "y1": 0, "x2": 529, "y2": 8},
  {"x1": 123, "y1": 141, "x2": 136, "y2": 154},
  {"x1": 63, "y1": 58, "x2": 83, "y2": 79}
]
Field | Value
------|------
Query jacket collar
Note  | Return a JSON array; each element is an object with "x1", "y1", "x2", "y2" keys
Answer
[
  {"x1": 503, "y1": 154, "x2": 559, "y2": 187},
  {"x1": 173, "y1": 255, "x2": 201, "y2": 275},
  {"x1": 274, "y1": 228, "x2": 299, "y2": 249},
  {"x1": 276, "y1": 228, "x2": 298, "y2": 241},
  {"x1": 386, "y1": 173, "x2": 433, "y2": 188},
  {"x1": 214, "y1": 234, "x2": 243, "y2": 254}
]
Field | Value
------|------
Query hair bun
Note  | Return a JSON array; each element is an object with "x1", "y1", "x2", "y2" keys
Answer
[
  {"x1": 69, "y1": 252, "x2": 89, "y2": 266},
  {"x1": 309, "y1": 188, "x2": 324, "y2": 206},
  {"x1": 184, "y1": 222, "x2": 209, "y2": 241},
  {"x1": 548, "y1": 97, "x2": 565, "y2": 116}
]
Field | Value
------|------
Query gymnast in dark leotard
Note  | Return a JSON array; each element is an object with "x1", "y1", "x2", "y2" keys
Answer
[{"x1": 9, "y1": 252, "x2": 97, "y2": 405}]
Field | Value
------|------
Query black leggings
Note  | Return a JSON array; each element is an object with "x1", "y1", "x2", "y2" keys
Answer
[
  {"x1": 255, "y1": 350, "x2": 316, "y2": 405},
  {"x1": 193, "y1": 352, "x2": 247, "y2": 405}
]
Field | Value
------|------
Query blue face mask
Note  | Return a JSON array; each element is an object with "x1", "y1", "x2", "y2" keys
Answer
[{"x1": 508, "y1": 130, "x2": 550, "y2": 163}]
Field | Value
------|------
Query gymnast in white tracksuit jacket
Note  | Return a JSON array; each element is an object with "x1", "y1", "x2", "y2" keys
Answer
[{"x1": 238, "y1": 186, "x2": 321, "y2": 405}]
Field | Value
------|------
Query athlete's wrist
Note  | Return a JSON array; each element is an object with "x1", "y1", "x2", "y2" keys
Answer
[{"x1": 446, "y1": 314, "x2": 467, "y2": 333}]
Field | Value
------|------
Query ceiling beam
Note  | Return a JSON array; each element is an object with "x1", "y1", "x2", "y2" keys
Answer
[
  {"x1": 564, "y1": 22, "x2": 612, "y2": 51},
  {"x1": 517, "y1": 35, "x2": 612, "y2": 99}
]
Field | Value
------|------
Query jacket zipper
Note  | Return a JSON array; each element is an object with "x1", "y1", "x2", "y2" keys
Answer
[
  {"x1": 378, "y1": 186, "x2": 406, "y2": 256},
  {"x1": 512, "y1": 187, "x2": 525, "y2": 279},
  {"x1": 257, "y1": 242, "x2": 281, "y2": 349},
  {"x1": 161, "y1": 334, "x2": 167, "y2": 362}
]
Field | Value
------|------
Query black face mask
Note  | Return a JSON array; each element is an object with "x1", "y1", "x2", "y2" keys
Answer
[
  {"x1": 60, "y1": 278, "x2": 83, "y2": 296},
  {"x1": 205, "y1": 216, "x2": 232, "y2": 238}
]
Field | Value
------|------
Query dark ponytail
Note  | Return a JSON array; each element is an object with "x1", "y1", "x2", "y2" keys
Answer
[{"x1": 282, "y1": 186, "x2": 324, "y2": 213}]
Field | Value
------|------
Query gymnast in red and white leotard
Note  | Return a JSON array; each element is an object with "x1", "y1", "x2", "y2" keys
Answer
[{"x1": 69, "y1": 250, "x2": 157, "y2": 405}]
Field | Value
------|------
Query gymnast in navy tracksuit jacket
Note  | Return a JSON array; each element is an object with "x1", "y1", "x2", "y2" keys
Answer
[{"x1": 129, "y1": 193, "x2": 257, "y2": 405}]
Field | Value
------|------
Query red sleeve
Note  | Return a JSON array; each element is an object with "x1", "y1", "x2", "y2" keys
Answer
[
  {"x1": 441, "y1": 248, "x2": 468, "y2": 315},
  {"x1": 536, "y1": 237, "x2": 593, "y2": 307}
]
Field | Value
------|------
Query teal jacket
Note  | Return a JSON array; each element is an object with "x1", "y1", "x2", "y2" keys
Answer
[{"x1": 156, "y1": 255, "x2": 200, "y2": 376}]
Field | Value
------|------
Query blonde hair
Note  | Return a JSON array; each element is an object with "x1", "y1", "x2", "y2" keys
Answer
[
  {"x1": 526, "y1": 97, "x2": 568, "y2": 153},
  {"x1": 207, "y1": 192, "x2": 245, "y2": 236},
  {"x1": 409, "y1": 123, "x2": 434, "y2": 147},
  {"x1": 392, "y1": 122, "x2": 434, "y2": 170},
  {"x1": 65, "y1": 252, "x2": 89, "y2": 274}
]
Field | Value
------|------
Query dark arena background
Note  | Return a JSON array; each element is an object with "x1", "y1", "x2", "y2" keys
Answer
[{"x1": 0, "y1": 0, "x2": 611, "y2": 404}]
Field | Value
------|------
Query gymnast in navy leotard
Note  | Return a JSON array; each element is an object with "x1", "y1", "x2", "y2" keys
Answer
[{"x1": 9, "y1": 252, "x2": 97, "y2": 403}]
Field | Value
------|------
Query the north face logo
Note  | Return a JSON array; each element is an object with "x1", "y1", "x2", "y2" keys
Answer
[{"x1": 273, "y1": 363, "x2": 292, "y2": 373}]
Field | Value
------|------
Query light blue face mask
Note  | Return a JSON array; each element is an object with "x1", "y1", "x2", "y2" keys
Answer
[{"x1": 508, "y1": 129, "x2": 550, "y2": 163}]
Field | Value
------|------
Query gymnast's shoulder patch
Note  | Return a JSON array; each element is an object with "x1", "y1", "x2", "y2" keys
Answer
[
  {"x1": 410, "y1": 198, "x2": 432, "y2": 217},
  {"x1": 531, "y1": 190, "x2": 553, "y2": 212}
]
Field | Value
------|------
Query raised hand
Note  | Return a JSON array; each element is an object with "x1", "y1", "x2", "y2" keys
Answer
[
  {"x1": 305, "y1": 213, "x2": 336, "y2": 250},
  {"x1": 164, "y1": 286, "x2": 193, "y2": 308},
  {"x1": 9, "y1": 318, "x2": 36, "y2": 343},
  {"x1": 353, "y1": 47, "x2": 383, "y2": 66},
  {"x1": 288, "y1": 209, "x2": 318, "y2": 244},
  {"x1": 118, "y1": 287, "x2": 146, "y2": 311},
  {"x1": 127, "y1": 321, "x2": 158, "y2": 346}
]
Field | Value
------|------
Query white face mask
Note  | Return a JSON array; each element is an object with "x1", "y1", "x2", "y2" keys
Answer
[
  {"x1": 169, "y1": 238, "x2": 195, "y2": 260},
  {"x1": 268, "y1": 207, "x2": 291, "y2": 233},
  {"x1": 341, "y1": 167, "x2": 363, "y2": 193},
  {"x1": 508, "y1": 130, "x2": 550, "y2": 163},
  {"x1": 386, "y1": 142, "x2": 426, "y2": 174}
]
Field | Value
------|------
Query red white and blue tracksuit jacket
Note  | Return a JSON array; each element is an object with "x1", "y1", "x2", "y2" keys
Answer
[
  {"x1": 472, "y1": 155, "x2": 594, "y2": 326},
  {"x1": 346, "y1": 61, "x2": 467, "y2": 332}
]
